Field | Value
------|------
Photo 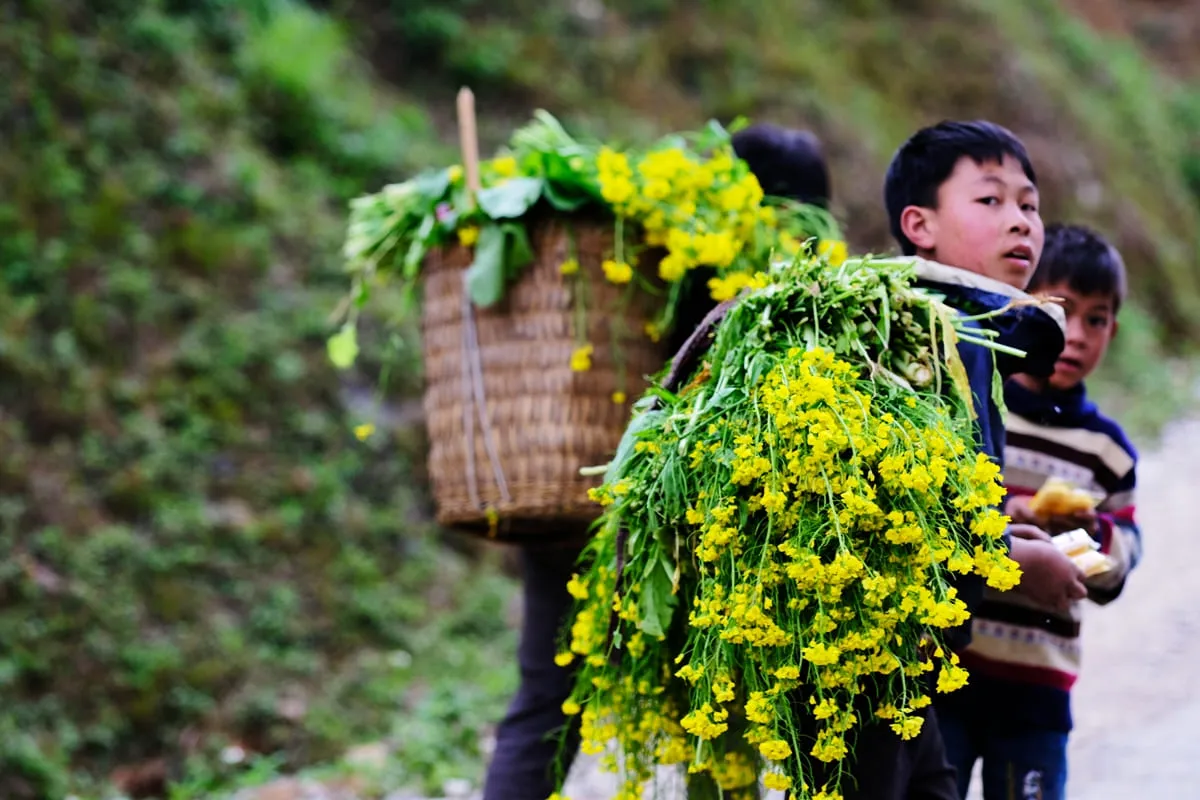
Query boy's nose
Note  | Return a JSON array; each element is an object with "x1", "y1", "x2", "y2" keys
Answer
[
  {"x1": 1065, "y1": 320, "x2": 1088, "y2": 346},
  {"x1": 1007, "y1": 205, "x2": 1031, "y2": 234}
]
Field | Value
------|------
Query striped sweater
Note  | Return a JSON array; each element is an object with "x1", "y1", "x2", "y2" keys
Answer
[{"x1": 939, "y1": 379, "x2": 1140, "y2": 733}]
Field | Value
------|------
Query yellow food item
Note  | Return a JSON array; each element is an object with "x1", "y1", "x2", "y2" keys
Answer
[
  {"x1": 1072, "y1": 549, "x2": 1113, "y2": 578},
  {"x1": 1052, "y1": 528, "x2": 1097, "y2": 559},
  {"x1": 1050, "y1": 528, "x2": 1111, "y2": 577},
  {"x1": 1028, "y1": 477, "x2": 1098, "y2": 517}
]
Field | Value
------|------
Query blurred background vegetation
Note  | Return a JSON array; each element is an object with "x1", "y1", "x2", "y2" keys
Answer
[{"x1": 0, "y1": 0, "x2": 1196, "y2": 797}]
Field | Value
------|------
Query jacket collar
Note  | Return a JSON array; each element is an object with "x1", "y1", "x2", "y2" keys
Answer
[
  {"x1": 911, "y1": 258, "x2": 1067, "y2": 380},
  {"x1": 1005, "y1": 378, "x2": 1094, "y2": 425},
  {"x1": 911, "y1": 258, "x2": 1067, "y2": 335}
]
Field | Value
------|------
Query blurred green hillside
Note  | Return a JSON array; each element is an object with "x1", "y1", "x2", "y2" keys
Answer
[{"x1": 0, "y1": 0, "x2": 1196, "y2": 796}]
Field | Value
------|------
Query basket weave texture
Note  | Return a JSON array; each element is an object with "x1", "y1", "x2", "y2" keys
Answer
[{"x1": 421, "y1": 216, "x2": 668, "y2": 540}]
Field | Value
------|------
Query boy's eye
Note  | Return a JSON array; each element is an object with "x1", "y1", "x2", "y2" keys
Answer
[
  {"x1": 1088, "y1": 315, "x2": 1109, "y2": 328},
  {"x1": 976, "y1": 196, "x2": 999, "y2": 206},
  {"x1": 1022, "y1": 203, "x2": 1039, "y2": 213}
]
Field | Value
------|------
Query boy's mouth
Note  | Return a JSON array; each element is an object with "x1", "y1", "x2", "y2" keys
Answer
[
  {"x1": 1002, "y1": 245, "x2": 1034, "y2": 269},
  {"x1": 1055, "y1": 355, "x2": 1084, "y2": 373}
]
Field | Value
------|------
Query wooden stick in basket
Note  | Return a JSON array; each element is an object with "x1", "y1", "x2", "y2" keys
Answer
[{"x1": 457, "y1": 87, "x2": 482, "y2": 198}]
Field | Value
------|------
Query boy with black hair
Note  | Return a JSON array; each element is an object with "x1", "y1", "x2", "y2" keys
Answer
[
  {"x1": 884, "y1": 120, "x2": 1087, "y2": 625},
  {"x1": 935, "y1": 224, "x2": 1141, "y2": 800},
  {"x1": 658, "y1": 119, "x2": 1082, "y2": 800},
  {"x1": 815, "y1": 119, "x2": 1091, "y2": 800},
  {"x1": 483, "y1": 125, "x2": 834, "y2": 800}
]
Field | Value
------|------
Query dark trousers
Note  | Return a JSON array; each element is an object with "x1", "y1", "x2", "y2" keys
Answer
[
  {"x1": 483, "y1": 544, "x2": 583, "y2": 800},
  {"x1": 812, "y1": 707, "x2": 960, "y2": 800},
  {"x1": 482, "y1": 543, "x2": 959, "y2": 800},
  {"x1": 939, "y1": 706, "x2": 1069, "y2": 800}
]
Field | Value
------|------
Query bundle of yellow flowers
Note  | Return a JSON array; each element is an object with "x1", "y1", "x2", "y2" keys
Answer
[
  {"x1": 330, "y1": 112, "x2": 841, "y2": 374},
  {"x1": 554, "y1": 252, "x2": 1022, "y2": 799},
  {"x1": 593, "y1": 141, "x2": 835, "y2": 303}
]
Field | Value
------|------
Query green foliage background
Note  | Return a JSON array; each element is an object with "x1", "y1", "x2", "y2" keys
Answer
[{"x1": 0, "y1": 0, "x2": 1196, "y2": 796}]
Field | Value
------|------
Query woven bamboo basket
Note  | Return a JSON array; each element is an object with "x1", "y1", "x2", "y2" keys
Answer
[{"x1": 421, "y1": 215, "x2": 668, "y2": 541}]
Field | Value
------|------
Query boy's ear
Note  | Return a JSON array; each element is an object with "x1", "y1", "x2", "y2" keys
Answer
[
  {"x1": 1110, "y1": 318, "x2": 1120, "y2": 342},
  {"x1": 899, "y1": 205, "x2": 937, "y2": 252}
]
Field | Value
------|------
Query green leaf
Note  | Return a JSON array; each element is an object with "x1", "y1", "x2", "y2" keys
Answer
[
  {"x1": 465, "y1": 225, "x2": 507, "y2": 307},
  {"x1": 352, "y1": 279, "x2": 371, "y2": 308},
  {"x1": 644, "y1": 386, "x2": 680, "y2": 406},
  {"x1": 638, "y1": 560, "x2": 676, "y2": 638},
  {"x1": 544, "y1": 181, "x2": 588, "y2": 212},
  {"x1": 940, "y1": 312, "x2": 977, "y2": 419},
  {"x1": 660, "y1": 552, "x2": 676, "y2": 586},
  {"x1": 702, "y1": 118, "x2": 732, "y2": 148},
  {"x1": 746, "y1": 351, "x2": 771, "y2": 387},
  {"x1": 327, "y1": 323, "x2": 359, "y2": 369},
  {"x1": 403, "y1": 214, "x2": 437, "y2": 280},
  {"x1": 661, "y1": 459, "x2": 683, "y2": 502},
  {"x1": 413, "y1": 168, "x2": 452, "y2": 201},
  {"x1": 543, "y1": 152, "x2": 590, "y2": 186},
  {"x1": 501, "y1": 223, "x2": 534, "y2": 279},
  {"x1": 541, "y1": 153, "x2": 598, "y2": 211},
  {"x1": 727, "y1": 115, "x2": 751, "y2": 135},
  {"x1": 991, "y1": 360, "x2": 1008, "y2": 416},
  {"x1": 605, "y1": 408, "x2": 666, "y2": 483},
  {"x1": 459, "y1": 223, "x2": 537, "y2": 308},
  {"x1": 477, "y1": 177, "x2": 544, "y2": 219}
]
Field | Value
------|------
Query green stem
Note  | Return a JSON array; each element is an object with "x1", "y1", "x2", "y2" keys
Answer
[
  {"x1": 611, "y1": 281, "x2": 632, "y2": 399},
  {"x1": 615, "y1": 215, "x2": 626, "y2": 266},
  {"x1": 953, "y1": 332, "x2": 1026, "y2": 358}
]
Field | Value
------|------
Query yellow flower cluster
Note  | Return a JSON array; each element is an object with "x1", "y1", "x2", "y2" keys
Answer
[
  {"x1": 563, "y1": 343, "x2": 1019, "y2": 798},
  {"x1": 557, "y1": 139, "x2": 842, "y2": 374},
  {"x1": 597, "y1": 144, "x2": 785, "y2": 296},
  {"x1": 570, "y1": 344, "x2": 593, "y2": 372},
  {"x1": 708, "y1": 270, "x2": 770, "y2": 302},
  {"x1": 602, "y1": 259, "x2": 634, "y2": 284}
]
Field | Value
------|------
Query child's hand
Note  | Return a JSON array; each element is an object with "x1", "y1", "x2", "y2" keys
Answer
[
  {"x1": 1004, "y1": 496, "x2": 1042, "y2": 526},
  {"x1": 1009, "y1": 537, "x2": 1087, "y2": 611},
  {"x1": 1046, "y1": 508, "x2": 1098, "y2": 535},
  {"x1": 1007, "y1": 523, "x2": 1052, "y2": 542},
  {"x1": 1006, "y1": 497, "x2": 1097, "y2": 535}
]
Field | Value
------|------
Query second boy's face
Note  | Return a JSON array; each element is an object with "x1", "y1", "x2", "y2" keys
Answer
[
  {"x1": 909, "y1": 155, "x2": 1044, "y2": 289},
  {"x1": 1037, "y1": 282, "x2": 1118, "y2": 391}
]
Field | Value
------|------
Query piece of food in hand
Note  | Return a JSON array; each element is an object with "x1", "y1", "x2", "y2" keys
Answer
[
  {"x1": 1028, "y1": 477, "x2": 1099, "y2": 518},
  {"x1": 1051, "y1": 528, "x2": 1112, "y2": 579},
  {"x1": 1051, "y1": 528, "x2": 1098, "y2": 558},
  {"x1": 1072, "y1": 549, "x2": 1113, "y2": 578}
]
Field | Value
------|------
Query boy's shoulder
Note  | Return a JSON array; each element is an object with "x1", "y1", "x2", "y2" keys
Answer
[
  {"x1": 1079, "y1": 394, "x2": 1139, "y2": 464},
  {"x1": 910, "y1": 258, "x2": 1065, "y2": 331},
  {"x1": 911, "y1": 258, "x2": 1066, "y2": 381}
]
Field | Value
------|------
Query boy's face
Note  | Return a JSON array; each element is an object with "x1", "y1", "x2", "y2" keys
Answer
[
  {"x1": 901, "y1": 154, "x2": 1043, "y2": 289},
  {"x1": 1037, "y1": 282, "x2": 1119, "y2": 390}
]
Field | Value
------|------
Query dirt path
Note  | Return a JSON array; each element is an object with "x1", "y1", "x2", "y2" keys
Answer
[
  {"x1": 560, "y1": 418, "x2": 1200, "y2": 800},
  {"x1": 1060, "y1": 418, "x2": 1200, "y2": 800}
]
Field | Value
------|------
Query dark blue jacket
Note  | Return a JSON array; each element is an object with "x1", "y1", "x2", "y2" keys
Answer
[{"x1": 915, "y1": 262, "x2": 1066, "y2": 650}]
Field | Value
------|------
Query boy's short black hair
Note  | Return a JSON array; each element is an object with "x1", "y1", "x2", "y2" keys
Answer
[
  {"x1": 1030, "y1": 223, "x2": 1127, "y2": 312},
  {"x1": 732, "y1": 123, "x2": 830, "y2": 208},
  {"x1": 884, "y1": 120, "x2": 1038, "y2": 255}
]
